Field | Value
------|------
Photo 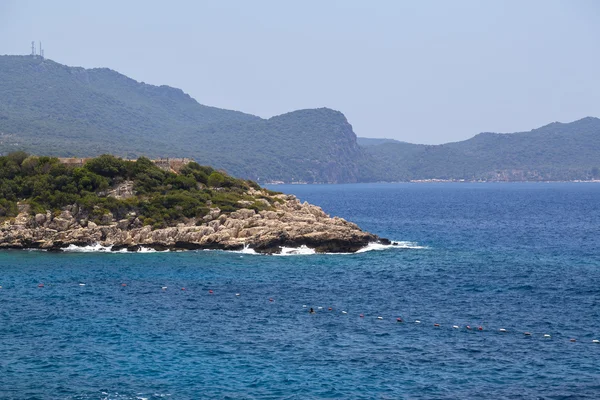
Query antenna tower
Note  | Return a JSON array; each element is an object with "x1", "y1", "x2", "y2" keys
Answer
[{"x1": 31, "y1": 41, "x2": 36, "y2": 57}]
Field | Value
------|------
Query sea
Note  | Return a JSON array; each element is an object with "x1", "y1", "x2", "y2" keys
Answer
[{"x1": 1, "y1": 183, "x2": 599, "y2": 399}]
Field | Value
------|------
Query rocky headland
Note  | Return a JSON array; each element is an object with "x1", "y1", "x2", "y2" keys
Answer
[
  {"x1": 0, "y1": 190, "x2": 388, "y2": 254},
  {"x1": 0, "y1": 154, "x2": 389, "y2": 253}
]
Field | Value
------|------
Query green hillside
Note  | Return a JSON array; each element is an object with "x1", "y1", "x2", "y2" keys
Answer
[
  {"x1": 0, "y1": 152, "x2": 272, "y2": 228},
  {"x1": 2, "y1": 55, "x2": 599, "y2": 182},
  {"x1": 363, "y1": 117, "x2": 600, "y2": 181},
  {"x1": 0, "y1": 56, "x2": 364, "y2": 183},
  {"x1": 0, "y1": 56, "x2": 258, "y2": 155}
]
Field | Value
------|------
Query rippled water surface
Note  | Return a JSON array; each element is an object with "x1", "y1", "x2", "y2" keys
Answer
[{"x1": 1, "y1": 183, "x2": 599, "y2": 399}]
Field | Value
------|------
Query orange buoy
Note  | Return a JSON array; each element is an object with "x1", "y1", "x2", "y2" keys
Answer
[
  {"x1": 121, "y1": 283, "x2": 127, "y2": 287},
  {"x1": 209, "y1": 290, "x2": 214, "y2": 294},
  {"x1": 434, "y1": 323, "x2": 440, "y2": 327},
  {"x1": 181, "y1": 287, "x2": 186, "y2": 291},
  {"x1": 478, "y1": 326, "x2": 483, "y2": 331},
  {"x1": 269, "y1": 298, "x2": 274, "y2": 302},
  {"x1": 359, "y1": 314, "x2": 364, "y2": 318},
  {"x1": 396, "y1": 318, "x2": 403, "y2": 323},
  {"x1": 328, "y1": 307, "x2": 332, "y2": 311},
  {"x1": 38, "y1": 283, "x2": 44, "y2": 288}
]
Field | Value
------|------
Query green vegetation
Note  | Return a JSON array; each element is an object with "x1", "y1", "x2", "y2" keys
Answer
[
  {"x1": 0, "y1": 153, "x2": 275, "y2": 228},
  {"x1": 1, "y1": 55, "x2": 599, "y2": 183},
  {"x1": 0, "y1": 56, "x2": 364, "y2": 183},
  {"x1": 360, "y1": 117, "x2": 600, "y2": 181}
]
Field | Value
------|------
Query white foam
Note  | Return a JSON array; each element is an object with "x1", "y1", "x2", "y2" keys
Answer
[
  {"x1": 237, "y1": 244, "x2": 259, "y2": 254},
  {"x1": 62, "y1": 243, "x2": 114, "y2": 252},
  {"x1": 59, "y1": 240, "x2": 426, "y2": 255},
  {"x1": 61, "y1": 243, "x2": 164, "y2": 253},
  {"x1": 392, "y1": 240, "x2": 428, "y2": 249},
  {"x1": 230, "y1": 244, "x2": 317, "y2": 256},
  {"x1": 355, "y1": 241, "x2": 427, "y2": 253},
  {"x1": 137, "y1": 246, "x2": 158, "y2": 253},
  {"x1": 275, "y1": 245, "x2": 316, "y2": 256},
  {"x1": 270, "y1": 240, "x2": 426, "y2": 256}
]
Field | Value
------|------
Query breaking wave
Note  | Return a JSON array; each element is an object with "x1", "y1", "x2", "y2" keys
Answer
[
  {"x1": 57, "y1": 241, "x2": 426, "y2": 255},
  {"x1": 356, "y1": 241, "x2": 427, "y2": 252},
  {"x1": 61, "y1": 244, "x2": 164, "y2": 253},
  {"x1": 233, "y1": 241, "x2": 427, "y2": 256}
]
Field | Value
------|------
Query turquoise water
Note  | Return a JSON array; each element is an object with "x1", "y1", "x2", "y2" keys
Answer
[{"x1": 1, "y1": 183, "x2": 599, "y2": 399}]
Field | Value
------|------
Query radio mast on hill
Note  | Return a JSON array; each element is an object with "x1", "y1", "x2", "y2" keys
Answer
[{"x1": 30, "y1": 41, "x2": 44, "y2": 58}]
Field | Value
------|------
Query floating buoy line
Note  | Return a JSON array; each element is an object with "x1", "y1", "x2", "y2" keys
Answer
[{"x1": 3, "y1": 282, "x2": 599, "y2": 345}]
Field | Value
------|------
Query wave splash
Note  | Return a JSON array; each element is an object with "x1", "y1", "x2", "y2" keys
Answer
[
  {"x1": 59, "y1": 241, "x2": 426, "y2": 255},
  {"x1": 356, "y1": 241, "x2": 427, "y2": 253},
  {"x1": 235, "y1": 241, "x2": 426, "y2": 256},
  {"x1": 61, "y1": 244, "x2": 162, "y2": 253}
]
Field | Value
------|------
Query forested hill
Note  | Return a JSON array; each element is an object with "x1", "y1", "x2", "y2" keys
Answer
[
  {"x1": 1, "y1": 55, "x2": 599, "y2": 182},
  {"x1": 362, "y1": 117, "x2": 600, "y2": 181},
  {"x1": 0, "y1": 55, "x2": 365, "y2": 183},
  {"x1": 0, "y1": 56, "x2": 258, "y2": 152}
]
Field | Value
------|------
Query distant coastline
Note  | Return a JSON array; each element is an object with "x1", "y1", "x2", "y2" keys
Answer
[
  {"x1": 2, "y1": 55, "x2": 599, "y2": 185},
  {"x1": 266, "y1": 179, "x2": 600, "y2": 185}
]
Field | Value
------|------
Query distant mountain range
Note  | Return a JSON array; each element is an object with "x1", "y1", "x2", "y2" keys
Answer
[
  {"x1": 361, "y1": 117, "x2": 600, "y2": 181},
  {"x1": 1, "y1": 55, "x2": 599, "y2": 182}
]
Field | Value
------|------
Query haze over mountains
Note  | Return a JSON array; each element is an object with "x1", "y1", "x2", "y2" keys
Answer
[
  {"x1": 1, "y1": 55, "x2": 599, "y2": 183},
  {"x1": 363, "y1": 116, "x2": 600, "y2": 181}
]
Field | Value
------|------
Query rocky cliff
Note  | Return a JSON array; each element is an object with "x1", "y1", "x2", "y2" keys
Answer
[
  {"x1": 0, "y1": 56, "x2": 366, "y2": 184},
  {"x1": 0, "y1": 189, "x2": 387, "y2": 254}
]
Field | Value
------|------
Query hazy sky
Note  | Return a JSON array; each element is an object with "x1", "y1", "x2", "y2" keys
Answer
[{"x1": 1, "y1": 0, "x2": 598, "y2": 144}]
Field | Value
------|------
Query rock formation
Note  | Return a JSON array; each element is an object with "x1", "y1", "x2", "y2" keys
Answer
[{"x1": 0, "y1": 190, "x2": 389, "y2": 254}]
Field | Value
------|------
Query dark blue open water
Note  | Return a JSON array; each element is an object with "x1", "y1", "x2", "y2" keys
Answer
[{"x1": 1, "y1": 183, "x2": 599, "y2": 399}]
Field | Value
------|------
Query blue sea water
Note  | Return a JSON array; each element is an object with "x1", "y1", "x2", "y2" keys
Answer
[{"x1": 1, "y1": 183, "x2": 600, "y2": 399}]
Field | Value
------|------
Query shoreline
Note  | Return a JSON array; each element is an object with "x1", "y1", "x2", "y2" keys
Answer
[
  {"x1": 0, "y1": 192, "x2": 388, "y2": 255},
  {"x1": 265, "y1": 180, "x2": 600, "y2": 185},
  {"x1": 2, "y1": 240, "x2": 414, "y2": 255}
]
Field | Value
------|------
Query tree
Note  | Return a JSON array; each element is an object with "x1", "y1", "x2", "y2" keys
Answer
[
  {"x1": 207, "y1": 172, "x2": 225, "y2": 187},
  {"x1": 84, "y1": 155, "x2": 127, "y2": 178}
]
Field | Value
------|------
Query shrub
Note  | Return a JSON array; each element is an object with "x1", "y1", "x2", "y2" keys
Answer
[
  {"x1": 207, "y1": 171, "x2": 225, "y2": 187},
  {"x1": 84, "y1": 154, "x2": 128, "y2": 178}
]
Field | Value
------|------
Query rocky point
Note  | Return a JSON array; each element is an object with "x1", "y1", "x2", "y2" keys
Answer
[{"x1": 0, "y1": 190, "x2": 389, "y2": 254}]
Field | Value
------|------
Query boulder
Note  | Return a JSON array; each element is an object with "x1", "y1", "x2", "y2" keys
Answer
[
  {"x1": 100, "y1": 212, "x2": 114, "y2": 225},
  {"x1": 35, "y1": 213, "x2": 46, "y2": 226}
]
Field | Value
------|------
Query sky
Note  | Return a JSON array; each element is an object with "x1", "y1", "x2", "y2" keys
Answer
[{"x1": 0, "y1": 0, "x2": 598, "y2": 144}]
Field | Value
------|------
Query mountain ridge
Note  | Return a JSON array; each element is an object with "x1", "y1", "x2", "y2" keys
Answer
[
  {"x1": 363, "y1": 116, "x2": 600, "y2": 181},
  {"x1": 1, "y1": 55, "x2": 599, "y2": 182},
  {"x1": 0, "y1": 55, "x2": 365, "y2": 183}
]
